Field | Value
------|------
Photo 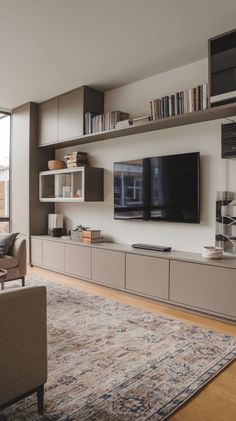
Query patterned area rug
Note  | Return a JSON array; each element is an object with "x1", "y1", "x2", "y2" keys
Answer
[{"x1": 1, "y1": 275, "x2": 236, "y2": 421}]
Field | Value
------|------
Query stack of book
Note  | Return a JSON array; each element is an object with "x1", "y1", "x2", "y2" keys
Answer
[
  {"x1": 64, "y1": 151, "x2": 88, "y2": 168},
  {"x1": 116, "y1": 119, "x2": 133, "y2": 129},
  {"x1": 150, "y1": 83, "x2": 208, "y2": 120},
  {"x1": 85, "y1": 110, "x2": 129, "y2": 134},
  {"x1": 132, "y1": 116, "x2": 151, "y2": 126},
  {"x1": 80, "y1": 229, "x2": 103, "y2": 244}
]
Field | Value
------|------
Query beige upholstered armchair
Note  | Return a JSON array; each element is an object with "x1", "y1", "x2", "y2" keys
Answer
[
  {"x1": 0, "y1": 286, "x2": 47, "y2": 414},
  {"x1": 0, "y1": 238, "x2": 27, "y2": 290}
]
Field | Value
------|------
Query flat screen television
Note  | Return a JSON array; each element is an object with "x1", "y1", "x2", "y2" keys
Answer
[{"x1": 114, "y1": 152, "x2": 200, "y2": 223}]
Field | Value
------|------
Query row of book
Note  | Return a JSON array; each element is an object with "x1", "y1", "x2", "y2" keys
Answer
[
  {"x1": 85, "y1": 84, "x2": 208, "y2": 134},
  {"x1": 85, "y1": 110, "x2": 129, "y2": 134},
  {"x1": 64, "y1": 151, "x2": 88, "y2": 168},
  {"x1": 80, "y1": 229, "x2": 103, "y2": 244},
  {"x1": 150, "y1": 83, "x2": 209, "y2": 120}
]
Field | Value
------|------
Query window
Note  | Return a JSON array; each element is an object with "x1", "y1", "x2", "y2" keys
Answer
[{"x1": 0, "y1": 112, "x2": 10, "y2": 233}]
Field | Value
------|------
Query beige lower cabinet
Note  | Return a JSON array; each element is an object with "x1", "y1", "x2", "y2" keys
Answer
[
  {"x1": 30, "y1": 235, "x2": 236, "y2": 321},
  {"x1": 31, "y1": 237, "x2": 43, "y2": 266},
  {"x1": 170, "y1": 260, "x2": 236, "y2": 318},
  {"x1": 65, "y1": 244, "x2": 91, "y2": 279},
  {"x1": 91, "y1": 248, "x2": 125, "y2": 288},
  {"x1": 126, "y1": 253, "x2": 169, "y2": 299},
  {"x1": 43, "y1": 240, "x2": 65, "y2": 272}
]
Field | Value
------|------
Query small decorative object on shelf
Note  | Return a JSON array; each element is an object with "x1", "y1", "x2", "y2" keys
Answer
[
  {"x1": 64, "y1": 151, "x2": 88, "y2": 168},
  {"x1": 70, "y1": 228, "x2": 81, "y2": 241},
  {"x1": 48, "y1": 213, "x2": 64, "y2": 237},
  {"x1": 115, "y1": 119, "x2": 133, "y2": 129},
  {"x1": 70, "y1": 224, "x2": 90, "y2": 241},
  {"x1": 80, "y1": 229, "x2": 103, "y2": 244},
  {"x1": 132, "y1": 116, "x2": 151, "y2": 126},
  {"x1": 150, "y1": 83, "x2": 209, "y2": 120},
  {"x1": 85, "y1": 110, "x2": 129, "y2": 134},
  {"x1": 115, "y1": 116, "x2": 151, "y2": 129},
  {"x1": 202, "y1": 246, "x2": 223, "y2": 259},
  {"x1": 48, "y1": 160, "x2": 65, "y2": 170}
]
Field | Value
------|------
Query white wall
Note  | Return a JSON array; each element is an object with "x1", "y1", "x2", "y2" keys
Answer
[{"x1": 56, "y1": 59, "x2": 236, "y2": 252}]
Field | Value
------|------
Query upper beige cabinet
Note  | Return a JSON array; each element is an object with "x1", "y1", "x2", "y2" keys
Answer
[
  {"x1": 58, "y1": 88, "x2": 83, "y2": 141},
  {"x1": 38, "y1": 86, "x2": 104, "y2": 147},
  {"x1": 38, "y1": 97, "x2": 58, "y2": 146}
]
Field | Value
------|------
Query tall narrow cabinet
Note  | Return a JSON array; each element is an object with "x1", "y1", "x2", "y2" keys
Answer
[{"x1": 11, "y1": 102, "x2": 54, "y2": 262}]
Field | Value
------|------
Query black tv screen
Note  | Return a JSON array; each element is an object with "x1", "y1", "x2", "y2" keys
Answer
[{"x1": 114, "y1": 152, "x2": 200, "y2": 223}]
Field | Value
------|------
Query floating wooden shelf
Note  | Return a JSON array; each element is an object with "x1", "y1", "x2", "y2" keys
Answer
[{"x1": 39, "y1": 102, "x2": 236, "y2": 149}]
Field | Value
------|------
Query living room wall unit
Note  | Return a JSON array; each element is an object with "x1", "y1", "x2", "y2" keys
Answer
[
  {"x1": 55, "y1": 58, "x2": 236, "y2": 253},
  {"x1": 11, "y1": 103, "x2": 54, "y2": 262}
]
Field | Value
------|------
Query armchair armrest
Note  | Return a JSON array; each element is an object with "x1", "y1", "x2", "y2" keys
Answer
[
  {"x1": 0, "y1": 286, "x2": 47, "y2": 406},
  {"x1": 12, "y1": 238, "x2": 26, "y2": 277}
]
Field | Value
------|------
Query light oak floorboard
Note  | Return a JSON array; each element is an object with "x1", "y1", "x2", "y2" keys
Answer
[{"x1": 28, "y1": 266, "x2": 236, "y2": 421}]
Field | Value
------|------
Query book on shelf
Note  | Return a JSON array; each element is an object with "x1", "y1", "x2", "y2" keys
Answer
[
  {"x1": 150, "y1": 83, "x2": 209, "y2": 120},
  {"x1": 132, "y1": 116, "x2": 151, "y2": 125},
  {"x1": 81, "y1": 229, "x2": 102, "y2": 239},
  {"x1": 116, "y1": 119, "x2": 133, "y2": 129},
  {"x1": 85, "y1": 112, "x2": 99, "y2": 135},
  {"x1": 66, "y1": 162, "x2": 80, "y2": 168},
  {"x1": 81, "y1": 237, "x2": 104, "y2": 244},
  {"x1": 64, "y1": 151, "x2": 88, "y2": 168},
  {"x1": 85, "y1": 110, "x2": 129, "y2": 134}
]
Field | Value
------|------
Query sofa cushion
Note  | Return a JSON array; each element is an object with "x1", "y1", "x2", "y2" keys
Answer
[
  {"x1": 0, "y1": 233, "x2": 19, "y2": 256},
  {"x1": 0, "y1": 256, "x2": 18, "y2": 270}
]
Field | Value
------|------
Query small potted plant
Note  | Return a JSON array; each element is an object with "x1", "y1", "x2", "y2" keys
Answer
[{"x1": 70, "y1": 224, "x2": 89, "y2": 241}]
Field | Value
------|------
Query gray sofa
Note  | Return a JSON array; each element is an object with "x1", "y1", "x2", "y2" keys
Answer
[
  {"x1": 0, "y1": 238, "x2": 27, "y2": 289},
  {"x1": 0, "y1": 285, "x2": 47, "y2": 414}
]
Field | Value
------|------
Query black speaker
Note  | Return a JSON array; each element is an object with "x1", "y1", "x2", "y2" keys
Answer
[{"x1": 221, "y1": 122, "x2": 236, "y2": 158}]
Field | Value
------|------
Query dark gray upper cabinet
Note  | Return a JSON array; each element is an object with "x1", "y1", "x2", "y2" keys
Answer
[
  {"x1": 38, "y1": 86, "x2": 104, "y2": 147},
  {"x1": 38, "y1": 97, "x2": 58, "y2": 146},
  {"x1": 58, "y1": 88, "x2": 84, "y2": 141}
]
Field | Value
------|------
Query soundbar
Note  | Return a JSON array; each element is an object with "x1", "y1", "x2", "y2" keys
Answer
[{"x1": 132, "y1": 243, "x2": 172, "y2": 252}]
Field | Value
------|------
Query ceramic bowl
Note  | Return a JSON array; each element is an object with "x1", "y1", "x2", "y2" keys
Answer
[
  {"x1": 202, "y1": 246, "x2": 224, "y2": 259},
  {"x1": 48, "y1": 160, "x2": 65, "y2": 170}
]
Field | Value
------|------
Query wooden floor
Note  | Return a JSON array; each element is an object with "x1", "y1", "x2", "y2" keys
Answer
[{"x1": 29, "y1": 266, "x2": 236, "y2": 421}]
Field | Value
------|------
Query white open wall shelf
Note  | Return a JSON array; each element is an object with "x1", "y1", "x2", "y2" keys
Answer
[{"x1": 39, "y1": 166, "x2": 104, "y2": 203}]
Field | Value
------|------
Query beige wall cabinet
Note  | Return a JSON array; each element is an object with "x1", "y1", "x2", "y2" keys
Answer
[
  {"x1": 31, "y1": 236, "x2": 236, "y2": 321},
  {"x1": 31, "y1": 237, "x2": 43, "y2": 266},
  {"x1": 65, "y1": 244, "x2": 91, "y2": 279},
  {"x1": 170, "y1": 260, "x2": 236, "y2": 318},
  {"x1": 91, "y1": 248, "x2": 125, "y2": 288},
  {"x1": 42, "y1": 240, "x2": 64, "y2": 272},
  {"x1": 38, "y1": 98, "x2": 58, "y2": 146},
  {"x1": 126, "y1": 253, "x2": 169, "y2": 299},
  {"x1": 38, "y1": 86, "x2": 104, "y2": 147},
  {"x1": 58, "y1": 88, "x2": 84, "y2": 141}
]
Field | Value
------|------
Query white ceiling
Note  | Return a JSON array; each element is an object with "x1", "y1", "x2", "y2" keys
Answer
[{"x1": 0, "y1": 0, "x2": 236, "y2": 110}]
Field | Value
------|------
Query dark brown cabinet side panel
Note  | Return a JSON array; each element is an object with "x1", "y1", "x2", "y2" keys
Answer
[
  {"x1": 83, "y1": 86, "x2": 104, "y2": 115},
  {"x1": 84, "y1": 168, "x2": 104, "y2": 201}
]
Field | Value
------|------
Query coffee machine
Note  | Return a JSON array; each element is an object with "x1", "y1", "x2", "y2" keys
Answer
[{"x1": 48, "y1": 214, "x2": 63, "y2": 237}]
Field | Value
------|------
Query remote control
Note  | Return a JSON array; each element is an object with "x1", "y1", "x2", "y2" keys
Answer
[{"x1": 132, "y1": 243, "x2": 172, "y2": 252}]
